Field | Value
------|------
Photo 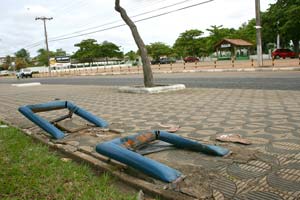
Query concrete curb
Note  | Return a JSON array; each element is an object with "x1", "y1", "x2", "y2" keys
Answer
[{"x1": 119, "y1": 84, "x2": 186, "y2": 94}]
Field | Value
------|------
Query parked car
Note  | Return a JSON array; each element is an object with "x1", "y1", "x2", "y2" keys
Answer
[
  {"x1": 272, "y1": 49, "x2": 296, "y2": 59},
  {"x1": 184, "y1": 56, "x2": 200, "y2": 63},
  {"x1": 151, "y1": 58, "x2": 175, "y2": 65},
  {"x1": 0, "y1": 70, "x2": 10, "y2": 76},
  {"x1": 16, "y1": 68, "x2": 33, "y2": 79}
]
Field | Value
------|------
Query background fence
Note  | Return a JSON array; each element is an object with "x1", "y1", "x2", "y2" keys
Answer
[{"x1": 34, "y1": 58, "x2": 300, "y2": 78}]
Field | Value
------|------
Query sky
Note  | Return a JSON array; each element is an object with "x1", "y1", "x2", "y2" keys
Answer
[{"x1": 0, "y1": 0, "x2": 276, "y2": 57}]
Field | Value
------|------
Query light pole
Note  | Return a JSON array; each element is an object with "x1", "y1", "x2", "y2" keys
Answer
[
  {"x1": 255, "y1": 0, "x2": 263, "y2": 67},
  {"x1": 35, "y1": 17, "x2": 53, "y2": 73}
]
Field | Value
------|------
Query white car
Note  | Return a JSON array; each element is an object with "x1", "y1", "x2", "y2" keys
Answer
[
  {"x1": 16, "y1": 69, "x2": 33, "y2": 79},
  {"x1": 0, "y1": 70, "x2": 10, "y2": 76}
]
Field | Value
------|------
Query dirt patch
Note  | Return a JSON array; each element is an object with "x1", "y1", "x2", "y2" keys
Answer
[
  {"x1": 222, "y1": 143, "x2": 259, "y2": 163},
  {"x1": 178, "y1": 166, "x2": 214, "y2": 199}
]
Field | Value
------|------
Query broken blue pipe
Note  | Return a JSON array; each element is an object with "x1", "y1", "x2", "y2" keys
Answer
[
  {"x1": 18, "y1": 101, "x2": 109, "y2": 139},
  {"x1": 96, "y1": 130, "x2": 230, "y2": 182}
]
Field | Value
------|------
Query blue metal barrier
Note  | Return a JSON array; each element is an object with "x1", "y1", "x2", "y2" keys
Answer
[
  {"x1": 96, "y1": 130, "x2": 230, "y2": 182},
  {"x1": 19, "y1": 101, "x2": 109, "y2": 139}
]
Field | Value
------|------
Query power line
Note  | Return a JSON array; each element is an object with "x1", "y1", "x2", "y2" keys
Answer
[
  {"x1": 50, "y1": 0, "x2": 196, "y2": 40},
  {"x1": 49, "y1": 0, "x2": 214, "y2": 42},
  {"x1": 24, "y1": 40, "x2": 44, "y2": 48},
  {"x1": 19, "y1": 0, "x2": 174, "y2": 48},
  {"x1": 51, "y1": 0, "x2": 168, "y2": 24},
  {"x1": 5, "y1": 0, "x2": 214, "y2": 55}
]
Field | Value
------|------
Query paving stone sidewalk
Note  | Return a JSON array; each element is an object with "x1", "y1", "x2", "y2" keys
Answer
[{"x1": 1, "y1": 84, "x2": 300, "y2": 199}]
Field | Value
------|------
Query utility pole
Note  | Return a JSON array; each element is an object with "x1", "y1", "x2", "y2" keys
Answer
[
  {"x1": 35, "y1": 17, "x2": 53, "y2": 73},
  {"x1": 255, "y1": 0, "x2": 263, "y2": 67}
]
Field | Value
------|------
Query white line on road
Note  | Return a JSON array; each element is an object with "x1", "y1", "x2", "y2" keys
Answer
[{"x1": 11, "y1": 82, "x2": 42, "y2": 87}]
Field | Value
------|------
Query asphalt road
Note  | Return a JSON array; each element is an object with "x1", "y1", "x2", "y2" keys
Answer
[{"x1": 2, "y1": 71, "x2": 300, "y2": 90}]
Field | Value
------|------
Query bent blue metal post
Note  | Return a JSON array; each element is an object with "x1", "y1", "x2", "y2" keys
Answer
[
  {"x1": 19, "y1": 101, "x2": 109, "y2": 139},
  {"x1": 96, "y1": 130, "x2": 230, "y2": 182}
]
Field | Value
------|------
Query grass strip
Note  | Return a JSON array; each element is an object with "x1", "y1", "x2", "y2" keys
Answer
[{"x1": 0, "y1": 123, "x2": 136, "y2": 200}]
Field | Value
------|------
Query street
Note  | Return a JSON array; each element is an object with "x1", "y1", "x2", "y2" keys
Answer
[{"x1": 2, "y1": 71, "x2": 300, "y2": 90}]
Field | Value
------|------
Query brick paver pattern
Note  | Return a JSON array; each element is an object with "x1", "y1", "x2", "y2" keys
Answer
[{"x1": 1, "y1": 84, "x2": 300, "y2": 199}]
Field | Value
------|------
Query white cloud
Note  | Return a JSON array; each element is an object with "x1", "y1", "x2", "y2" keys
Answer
[{"x1": 23, "y1": 5, "x2": 53, "y2": 16}]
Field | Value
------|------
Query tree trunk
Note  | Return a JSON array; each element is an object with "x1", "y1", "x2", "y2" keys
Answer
[
  {"x1": 292, "y1": 39, "x2": 299, "y2": 58},
  {"x1": 115, "y1": 0, "x2": 154, "y2": 87}
]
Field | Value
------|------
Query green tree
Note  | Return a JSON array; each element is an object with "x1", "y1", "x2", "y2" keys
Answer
[
  {"x1": 15, "y1": 57, "x2": 28, "y2": 70},
  {"x1": 264, "y1": 0, "x2": 300, "y2": 56},
  {"x1": 34, "y1": 48, "x2": 67, "y2": 66},
  {"x1": 55, "y1": 48, "x2": 67, "y2": 56},
  {"x1": 15, "y1": 48, "x2": 30, "y2": 63},
  {"x1": 35, "y1": 49, "x2": 55, "y2": 66},
  {"x1": 72, "y1": 39, "x2": 99, "y2": 64},
  {"x1": 1, "y1": 56, "x2": 11, "y2": 70},
  {"x1": 98, "y1": 41, "x2": 123, "y2": 62},
  {"x1": 261, "y1": 12, "x2": 282, "y2": 53},
  {"x1": 147, "y1": 42, "x2": 173, "y2": 60},
  {"x1": 235, "y1": 19, "x2": 256, "y2": 44},
  {"x1": 173, "y1": 29, "x2": 204, "y2": 57},
  {"x1": 125, "y1": 50, "x2": 138, "y2": 61}
]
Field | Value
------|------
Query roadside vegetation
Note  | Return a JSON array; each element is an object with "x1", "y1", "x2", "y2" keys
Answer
[
  {"x1": 0, "y1": 123, "x2": 135, "y2": 200},
  {"x1": 0, "y1": 0, "x2": 298, "y2": 73}
]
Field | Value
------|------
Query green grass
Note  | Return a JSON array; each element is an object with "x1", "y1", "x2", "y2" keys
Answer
[{"x1": 0, "y1": 123, "x2": 136, "y2": 200}]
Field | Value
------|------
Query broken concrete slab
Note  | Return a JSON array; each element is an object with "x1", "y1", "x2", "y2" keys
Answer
[
  {"x1": 62, "y1": 144, "x2": 78, "y2": 152},
  {"x1": 20, "y1": 123, "x2": 264, "y2": 199},
  {"x1": 79, "y1": 145, "x2": 94, "y2": 153},
  {"x1": 65, "y1": 141, "x2": 80, "y2": 146}
]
